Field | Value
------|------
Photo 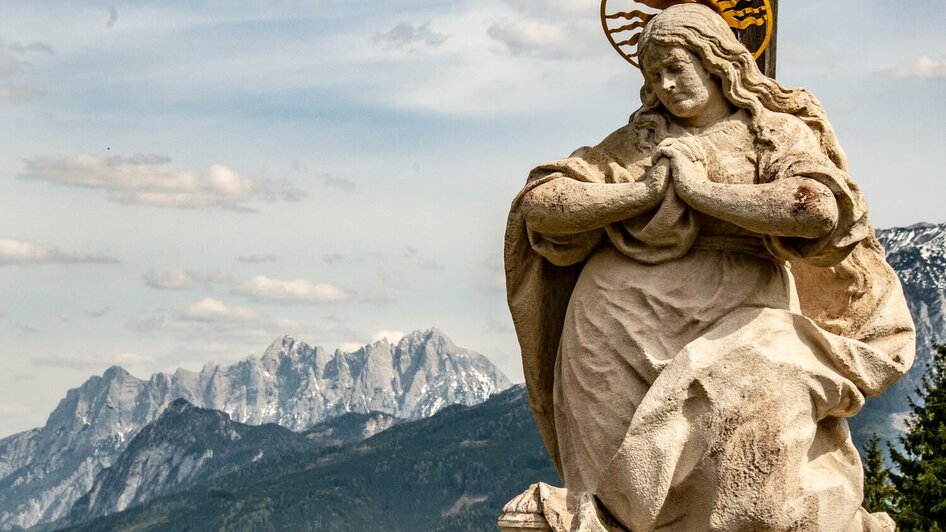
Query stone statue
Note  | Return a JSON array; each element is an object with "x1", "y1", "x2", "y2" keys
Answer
[{"x1": 502, "y1": 4, "x2": 915, "y2": 531}]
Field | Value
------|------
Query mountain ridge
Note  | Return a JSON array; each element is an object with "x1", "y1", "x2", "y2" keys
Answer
[{"x1": 0, "y1": 328, "x2": 511, "y2": 530}]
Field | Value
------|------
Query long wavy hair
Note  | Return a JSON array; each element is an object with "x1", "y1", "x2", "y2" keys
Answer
[{"x1": 630, "y1": 4, "x2": 848, "y2": 172}]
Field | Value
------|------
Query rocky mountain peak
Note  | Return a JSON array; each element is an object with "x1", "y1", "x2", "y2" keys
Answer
[
  {"x1": 877, "y1": 222, "x2": 946, "y2": 290},
  {"x1": 0, "y1": 329, "x2": 511, "y2": 530}
]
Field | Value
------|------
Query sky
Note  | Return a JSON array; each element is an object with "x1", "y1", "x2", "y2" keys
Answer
[{"x1": 0, "y1": 0, "x2": 944, "y2": 437}]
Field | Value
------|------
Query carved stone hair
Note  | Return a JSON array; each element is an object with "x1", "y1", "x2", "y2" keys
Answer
[{"x1": 629, "y1": 4, "x2": 847, "y2": 172}]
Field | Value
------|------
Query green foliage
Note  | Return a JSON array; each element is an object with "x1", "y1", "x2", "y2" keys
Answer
[
  {"x1": 890, "y1": 343, "x2": 946, "y2": 531},
  {"x1": 862, "y1": 434, "x2": 896, "y2": 514}
]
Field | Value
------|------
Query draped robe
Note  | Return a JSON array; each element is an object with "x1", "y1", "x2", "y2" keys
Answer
[{"x1": 504, "y1": 109, "x2": 915, "y2": 531}]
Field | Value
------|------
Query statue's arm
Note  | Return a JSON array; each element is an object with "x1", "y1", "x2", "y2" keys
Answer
[
  {"x1": 676, "y1": 176, "x2": 839, "y2": 239},
  {"x1": 520, "y1": 160, "x2": 669, "y2": 235}
]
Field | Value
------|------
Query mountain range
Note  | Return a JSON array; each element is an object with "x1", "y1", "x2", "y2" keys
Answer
[
  {"x1": 58, "y1": 401, "x2": 400, "y2": 527},
  {"x1": 0, "y1": 329, "x2": 511, "y2": 530},
  {"x1": 0, "y1": 222, "x2": 943, "y2": 530},
  {"x1": 58, "y1": 385, "x2": 558, "y2": 532}
]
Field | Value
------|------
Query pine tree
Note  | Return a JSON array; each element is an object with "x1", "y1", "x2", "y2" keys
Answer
[
  {"x1": 890, "y1": 343, "x2": 946, "y2": 531},
  {"x1": 862, "y1": 434, "x2": 896, "y2": 514}
]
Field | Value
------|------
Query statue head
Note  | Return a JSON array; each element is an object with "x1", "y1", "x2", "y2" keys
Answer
[
  {"x1": 637, "y1": 5, "x2": 767, "y2": 125},
  {"x1": 630, "y1": 4, "x2": 847, "y2": 169}
]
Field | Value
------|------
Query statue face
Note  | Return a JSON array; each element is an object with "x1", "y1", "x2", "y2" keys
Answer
[{"x1": 641, "y1": 44, "x2": 725, "y2": 122}]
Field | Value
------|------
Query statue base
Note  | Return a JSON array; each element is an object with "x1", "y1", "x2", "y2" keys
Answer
[
  {"x1": 497, "y1": 483, "x2": 898, "y2": 531},
  {"x1": 497, "y1": 483, "x2": 566, "y2": 531}
]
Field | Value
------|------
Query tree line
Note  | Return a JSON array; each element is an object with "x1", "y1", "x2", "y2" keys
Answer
[{"x1": 863, "y1": 343, "x2": 946, "y2": 531}]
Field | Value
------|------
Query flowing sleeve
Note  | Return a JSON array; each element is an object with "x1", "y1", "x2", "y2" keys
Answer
[
  {"x1": 760, "y1": 115, "x2": 915, "y2": 396},
  {"x1": 761, "y1": 116, "x2": 870, "y2": 267}
]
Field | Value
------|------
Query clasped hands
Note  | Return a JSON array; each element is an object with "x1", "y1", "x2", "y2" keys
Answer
[{"x1": 644, "y1": 137, "x2": 709, "y2": 205}]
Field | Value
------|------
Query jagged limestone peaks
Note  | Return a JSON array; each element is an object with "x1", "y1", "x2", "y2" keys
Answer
[{"x1": 0, "y1": 328, "x2": 510, "y2": 530}]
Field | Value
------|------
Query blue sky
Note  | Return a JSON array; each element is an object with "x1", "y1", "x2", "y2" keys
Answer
[{"x1": 0, "y1": 0, "x2": 944, "y2": 437}]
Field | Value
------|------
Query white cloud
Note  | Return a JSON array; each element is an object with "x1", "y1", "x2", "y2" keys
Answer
[
  {"x1": 143, "y1": 268, "x2": 230, "y2": 290},
  {"x1": 129, "y1": 298, "x2": 278, "y2": 346},
  {"x1": 372, "y1": 330, "x2": 404, "y2": 343},
  {"x1": 232, "y1": 275, "x2": 347, "y2": 303},
  {"x1": 487, "y1": 19, "x2": 593, "y2": 57},
  {"x1": 0, "y1": 238, "x2": 117, "y2": 266},
  {"x1": 374, "y1": 22, "x2": 447, "y2": 50},
  {"x1": 890, "y1": 412, "x2": 911, "y2": 432},
  {"x1": 338, "y1": 342, "x2": 365, "y2": 353},
  {"x1": 180, "y1": 298, "x2": 258, "y2": 322},
  {"x1": 19, "y1": 154, "x2": 305, "y2": 211},
  {"x1": 889, "y1": 56, "x2": 946, "y2": 80}
]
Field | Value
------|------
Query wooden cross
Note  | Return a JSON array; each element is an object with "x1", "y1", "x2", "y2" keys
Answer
[{"x1": 734, "y1": 0, "x2": 778, "y2": 78}]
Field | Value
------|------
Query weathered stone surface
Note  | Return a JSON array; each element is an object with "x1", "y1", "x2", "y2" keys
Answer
[{"x1": 503, "y1": 4, "x2": 913, "y2": 531}]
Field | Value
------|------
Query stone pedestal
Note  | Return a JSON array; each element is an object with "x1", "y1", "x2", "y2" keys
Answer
[{"x1": 497, "y1": 483, "x2": 566, "y2": 531}]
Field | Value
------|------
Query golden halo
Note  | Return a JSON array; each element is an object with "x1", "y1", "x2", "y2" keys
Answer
[{"x1": 600, "y1": 0, "x2": 774, "y2": 68}]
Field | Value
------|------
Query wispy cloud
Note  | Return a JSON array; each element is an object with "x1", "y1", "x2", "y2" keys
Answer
[
  {"x1": 232, "y1": 275, "x2": 347, "y2": 303},
  {"x1": 339, "y1": 342, "x2": 365, "y2": 353},
  {"x1": 129, "y1": 298, "x2": 278, "y2": 345},
  {"x1": 0, "y1": 238, "x2": 117, "y2": 266},
  {"x1": 180, "y1": 298, "x2": 258, "y2": 322},
  {"x1": 323, "y1": 254, "x2": 344, "y2": 264},
  {"x1": 19, "y1": 155, "x2": 305, "y2": 211},
  {"x1": 487, "y1": 19, "x2": 593, "y2": 58},
  {"x1": 372, "y1": 330, "x2": 404, "y2": 343},
  {"x1": 143, "y1": 268, "x2": 230, "y2": 290},
  {"x1": 888, "y1": 56, "x2": 946, "y2": 81},
  {"x1": 374, "y1": 22, "x2": 447, "y2": 50}
]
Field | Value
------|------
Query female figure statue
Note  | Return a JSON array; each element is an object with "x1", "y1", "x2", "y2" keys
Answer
[{"x1": 504, "y1": 4, "x2": 915, "y2": 531}]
